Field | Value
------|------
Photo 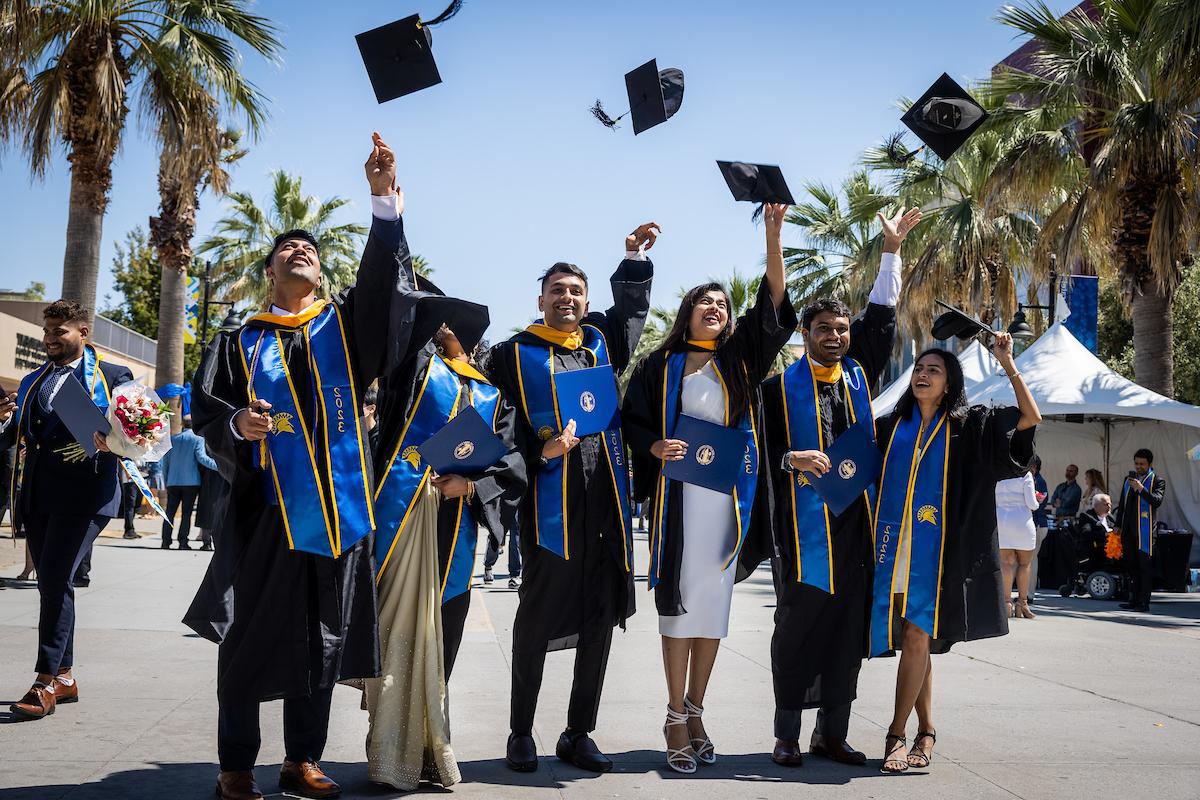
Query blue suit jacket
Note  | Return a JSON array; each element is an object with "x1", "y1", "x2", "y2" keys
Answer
[{"x1": 162, "y1": 428, "x2": 218, "y2": 487}]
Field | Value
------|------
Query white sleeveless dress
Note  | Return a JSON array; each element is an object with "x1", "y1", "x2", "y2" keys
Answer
[{"x1": 659, "y1": 361, "x2": 739, "y2": 640}]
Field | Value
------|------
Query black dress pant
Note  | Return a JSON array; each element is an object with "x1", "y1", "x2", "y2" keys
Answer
[
  {"x1": 774, "y1": 702, "x2": 853, "y2": 743},
  {"x1": 510, "y1": 625, "x2": 613, "y2": 736},
  {"x1": 163, "y1": 485, "x2": 199, "y2": 545},
  {"x1": 24, "y1": 513, "x2": 106, "y2": 674},
  {"x1": 121, "y1": 481, "x2": 140, "y2": 533},
  {"x1": 217, "y1": 685, "x2": 334, "y2": 771},
  {"x1": 1122, "y1": 531, "x2": 1154, "y2": 606},
  {"x1": 441, "y1": 591, "x2": 471, "y2": 680}
]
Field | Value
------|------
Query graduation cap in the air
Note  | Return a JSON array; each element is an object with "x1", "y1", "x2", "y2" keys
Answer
[
  {"x1": 590, "y1": 59, "x2": 685, "y2": 135},
  {"x1": 355, "y1": 1, "x2": 464, "y2": 103},
  {"x1": 892, "y1": 73, "x2": 989, "y2": 162},
  {"x1": 931, "y1": 300, "x2": 997, "y2": 346},
  {"x1": 716, "y1": 161, "x2": 796, "y2": 207}
]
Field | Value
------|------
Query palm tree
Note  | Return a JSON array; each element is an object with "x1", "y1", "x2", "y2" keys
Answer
[
  {"x1": 198, "y1": 170, "x2": 369, "y2": 308},
  {"x1": 0, "y1": 0, "x2": 280, "y2": 318},
  {"x1": 987, "y1": 0, "x2": 1200, "y2": 396},
  {"x1": 412, "y1": 254, "x2": 434, "y2": 277}
]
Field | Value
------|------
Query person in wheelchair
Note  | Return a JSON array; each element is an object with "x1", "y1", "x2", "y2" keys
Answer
[{"x1": 1077, "y1": 494, "x2": 1116, "y2": 553}]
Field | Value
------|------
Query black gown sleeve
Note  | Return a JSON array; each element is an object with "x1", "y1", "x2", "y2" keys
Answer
[
  {"x1": 972, "y1": 404, "x2": 1036, "y2": 482},
  {"x1": 601, "y1": 257, "x2": 654, "y2": 375},
  {"x1": 470, "y1": 394, "x2": 528, "y2": 542},
  {"x1": 342, "y1": 215, "x2": 409, "y2": 386},
  {"x1": 723, "y1": 279, "x2": 798, "y2": 385},
  {"x1": 847, "y1": 303, "x2": 897, "y2": 390},
  {"x1": 620, "y1": 355, "x2": 663, "y2": 504},
  {"x1": 1143, "y1": 475, "x2": 1167, "y2": 509},
  {"x1": 191, "y1": 333, "x2": 257, "y2": 483}
]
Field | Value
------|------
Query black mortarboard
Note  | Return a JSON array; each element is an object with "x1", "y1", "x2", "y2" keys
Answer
[
  {"x1": 899, "y1": 73, "x2": 989, "y2": 161},
  {"x1": 716, "y1": 161, "x2": 795, "y2": 205},
  {"x1": 265, "y1": 229, "x2": 319, "y2": 268},
  {"x1": 590, "y1": 58, "x2": 685, "y2": 135},
  {"x1": 931, "y1": 300, "x2": 996, "y2": 345},
  {"x1": 355, "y1": 2, "x2": 464, "y2": 103}
]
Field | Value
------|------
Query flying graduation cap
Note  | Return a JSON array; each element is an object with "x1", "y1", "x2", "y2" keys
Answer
[
  {"x1": 890, "y1": 73, "x2": 989, "y2": 163},
  {"x1": 931, "y1": 300, "x2": 998, "y2": 347},
  {"x1": 590, "y1": 58, "x2": 685, "y2": 135},
  {"x1": 355, "y1": 1, "x2": 464, "y2": 103},
  {"x1": 716, "y1": 161, "x2": 795, "y2": 220}
]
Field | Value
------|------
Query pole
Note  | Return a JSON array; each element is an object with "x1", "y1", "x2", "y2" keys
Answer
[
  {"x1": 1048, "y1": 254, "x2": 1058, "y2": 326},
  {"x1": 200, "y1": 260, "x2": 212, "y2": 348}
]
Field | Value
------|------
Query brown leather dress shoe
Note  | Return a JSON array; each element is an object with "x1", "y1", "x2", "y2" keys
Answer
[
  {"x1": 810, "y1": 734, "x2": 867, "y2": 765},
  {"x1": 51, "y1": 676, "x2": 79, "y2": 704},
  {"x1": 10, "y1": 683, "x2": 56, "y2": 719},
  {"x1": 771, "y1": 739, "x2": 804, "y2": 767},
  {"x1": 279, "y1": 760, "x2": 341, "y2": 799},
  {"x1": 215, "y1": 770, "x2": 263, "y2": 800}
]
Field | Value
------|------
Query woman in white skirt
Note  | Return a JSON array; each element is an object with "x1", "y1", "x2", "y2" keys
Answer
[
  {"x1": 623, "y1": 204, "x2": 796, "y2": 773},
  {"x1": 997, "y1": 463, "x2": 1041, "y2": 619}
]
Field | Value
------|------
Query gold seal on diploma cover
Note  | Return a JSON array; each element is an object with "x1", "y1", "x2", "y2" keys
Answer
[
  {"x1": 538, "y1": 426, "x2": 554, "y2": 441},
  {"x1": 838, "y1": 459, "x2": 857, "y2": 480},
  {"x1": 454, "y1": 440, "x2": 475, "y2": 460},
  {"x1": 696, "y1": 444, "x2": 716, "y2": 466},
  {"x1": 917, "y1": 505, "x2": 938, "y2": 525},
  {"x1": 402, "y1": 445, "x2": 422, "y2": 469},
  {"x1": 579, "y1": 391, "x2": 596, "y2": 413}
]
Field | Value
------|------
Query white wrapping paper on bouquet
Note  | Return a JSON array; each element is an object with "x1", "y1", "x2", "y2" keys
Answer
[{"x1": 105, "y1": 381, "x2": 173, "y2": 462}]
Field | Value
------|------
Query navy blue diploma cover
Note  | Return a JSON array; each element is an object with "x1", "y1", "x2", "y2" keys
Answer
[
  {"x1": 417, "y1": 405, "x2": 507, "y2": 476},
  {"x1": 52, "y1": 373, "x2": 112, "y2": 457},
  {"x1": 553, "y1": 364, "x2": 619, "y2": 437},
  {"x1": 662, "y1": 414, "x2": 746, "y2": 495},
  {"x1": 808, "y1": 423, "x2": 882, "y2": 516}
]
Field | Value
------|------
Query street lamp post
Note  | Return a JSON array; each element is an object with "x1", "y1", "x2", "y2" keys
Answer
[
  {"x1": 1008, "y1": 254, "x2": 1059, "y2": 339},
  {"x1": 199, "y1": 259, "x2": 236, "y2": 348}
]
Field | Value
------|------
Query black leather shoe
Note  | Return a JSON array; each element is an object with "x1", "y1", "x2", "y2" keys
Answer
[
  {"x1": 771, "y1": 739, "x2": 804, "y2": 767},
  {"x1": 810, "y1": 734, "x2": 867, "y2": 765},
  {"x1": 556, "y1": 730, "x2": 613, "y2": 773},
  {"x1": 506, "y1": 732, "x2": 538, "y2": 772}
]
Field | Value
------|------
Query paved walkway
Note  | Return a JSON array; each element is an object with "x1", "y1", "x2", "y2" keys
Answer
[{"x1": 1, "y1": 525, "x2": 1197, "y2": 799}]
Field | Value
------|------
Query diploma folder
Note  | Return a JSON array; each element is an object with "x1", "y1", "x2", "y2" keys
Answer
[
  {"x1": 416, "y1": 405, "x2": 507, "y2": 476},
  {"x1": 662, "y1": 414, "x2": 746, "y2": 495},
  {"x1": 51, "y1": 373, "x2": 111, "y2": 457},
  {"x1": 552, "y1": 365, "x2": 619, "y2": 437},
  {"x1": 808, "y1": 423, "x2": 882, "y2": 516}
]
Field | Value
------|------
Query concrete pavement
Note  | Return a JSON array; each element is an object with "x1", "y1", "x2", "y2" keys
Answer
[{"x1": 1, "y1": 524, "x2": 1197, "y2": 799}]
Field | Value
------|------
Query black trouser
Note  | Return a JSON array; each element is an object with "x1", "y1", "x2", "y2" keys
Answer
[
  {"x1": 74, "y1": 544, "x2": 93, "y2": 585},
  {"x1": 774, "y1": 703, "x2": 852, "y2": 743},
  {"x1": 442, "y1": 591, "x2": 471, "y2": 680},
  {"x1": 484, "y1": 530, "x2": 522, "y2": 577},
  {"x1": 217, "y1": 686, "x2": 334, "y2": 772},
  {"x1": 24, "y1": 513, "x2": 106, "y2": 674},
  {"x1": 510, "y1": 625, "x2": 613, "y2": 736},
  {"x1": 1122, "y1": 531, "x2": 1154, "y2": 606},
  {"x1": 122, "y1": 481, "x2": 140, "y2": 533},
  {"x1": 162, "y1": 485, "x2": 199, "y2": 545}
]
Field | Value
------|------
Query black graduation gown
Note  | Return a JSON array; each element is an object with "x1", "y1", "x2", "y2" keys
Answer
[
  {"x1": 183, "y1": 216, "x2": 408, "y2": 704},
  {"x1": 487, "y1": 257, "x2": 653, "y2": 652},
  {"x1": 621, "y1": 278, "x2": 797, "y2": 616},
  {"x1": 873, "y1": 404, "x2": 1035, "y2": 655},
  {"x1": 759, "y1": 303, "x2": 894, "y2": 711}
]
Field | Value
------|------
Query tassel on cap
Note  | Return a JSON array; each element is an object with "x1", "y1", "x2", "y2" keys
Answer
[{"x1": 422, "y1": 0, "x2": 463, "y2": 27}]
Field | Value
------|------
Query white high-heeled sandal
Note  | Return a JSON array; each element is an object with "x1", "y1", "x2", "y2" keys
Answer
[
  {"x1": 664, "y1": 704, "x2": 697, "y2": 774},
  {"x1": 684, "y1": 696, "x2": 716, "y2": 765}
]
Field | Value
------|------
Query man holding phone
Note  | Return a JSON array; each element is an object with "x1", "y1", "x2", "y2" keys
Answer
[
  {"x1": 0, "y1": 300, "x2": 132, "y2": 720},
  {"x1": 1115, "y1": 449, "x2": 1166, "y2": 612}
]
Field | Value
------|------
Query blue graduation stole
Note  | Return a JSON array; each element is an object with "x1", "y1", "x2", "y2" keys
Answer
[
  {"x1": 1122, "y1": 470, "x2": 1156, "y2": 555},
  {"x1": 647, "y1": 352, "x2": 757, "y2": 589},
  {"x1": 778, "y1": 356, "x2": 875, "y2": 593},
  {"x1": 513, "y1": 323, "x2": 633, "y2": 570},
  {"x1": 870, "y1": 407, "x2": 950, "y2": 656},
  {"x1": 238, "y1": 302, "x2": 375, "y2": 559}
]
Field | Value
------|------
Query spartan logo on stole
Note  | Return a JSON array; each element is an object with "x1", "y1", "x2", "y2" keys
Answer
[
  {"x1": 579, "y1": 391, "x2": 596, "y2": 413},
  {"x1": 402, "y1": 446, "x2": 421, "y2": 469},
  {"x1": 269, "y1": 412, "x2": 296, "y2": 435},
  {"x1": 917, "y1": 504, "x2": 938, "y2": 525},
  {"x1": 453, "y1": 440, "x2": 475, "y2": 460},
  {"x1": 838, "y1": 459, "x2": 857, "y2": 480},
  {"x1": 695, "y1": 445, "x2": 716, "y2": 466}
]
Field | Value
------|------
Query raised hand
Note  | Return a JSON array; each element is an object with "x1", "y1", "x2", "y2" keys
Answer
[
  {"x1": 878, "y1": 206, "x2": 922, "y2": 252},
  {"x1": 542, "y1": 419, "x2": 580, "y2": 460},
  {"x1": 992, "y1": 331, "x2": 1016, "y2": 370},
  {"x1": 365, "y1": 131, "x2": 401, "y2": 204},
  {"x1": 651, "y1": 438, "x2": 688, "y2": 462},
  {"x1": 763, "y1": 203, "x2": 790, "y2": 241},
  {"x1": 235, "y1": 399, "x2": 273, "y2": 442},
  {"x1": 0, "y1": 391, "x2": 16, "y2": 423},
  {"x1": 625, "y1": 222, "x2": 662, "y2": 253}
]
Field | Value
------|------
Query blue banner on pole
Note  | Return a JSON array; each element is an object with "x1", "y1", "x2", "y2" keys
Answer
[
  {"x1": 184, "y1": 276, "x2": 201, "y2": 345},
  {"x1": 1063, "y1": 275, "x2": 1099, "y2": 353}
]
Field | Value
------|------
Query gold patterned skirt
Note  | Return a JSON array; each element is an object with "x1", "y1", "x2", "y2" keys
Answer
[{"x1": 363, "y1": 482, "x2": 460, "y2": 790}]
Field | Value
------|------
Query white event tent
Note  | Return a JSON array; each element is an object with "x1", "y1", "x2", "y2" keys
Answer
[{"x1": 872, "y1": 339, "x2": 1002, "y2": 417}]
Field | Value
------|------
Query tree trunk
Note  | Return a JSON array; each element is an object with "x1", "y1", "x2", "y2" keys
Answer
[
  {"x1": 155, "y1": 266, "x2": 187, "y2": 432},
  {"x1": 60, "y1": 165, "x2": 108, "y2": 318},
  {"x1": 1130, "y1": 287, "x2": 1174, "y2": 397}
]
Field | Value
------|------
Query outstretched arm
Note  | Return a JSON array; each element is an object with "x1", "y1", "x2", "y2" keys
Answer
[
  {"x1": 603, "y1": 222, "x2": 659, "y2": 374},
  {"x1": 992, "y1": 332, "x2": 1041, "y2": 431}
]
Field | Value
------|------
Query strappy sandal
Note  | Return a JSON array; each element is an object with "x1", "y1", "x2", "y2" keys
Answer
[
  {"x1": 908, "y1": 730, "x2": 936, "y2": 768},
  {"x1": 663, "y1": 705, "x2": 697, "y2": 774},
  {"x1": 684, "y1": 696, "x2": 716, "y2": 765},
  {"x1": 1015, "y1": 599, "x2": 1036, "y2": 619},
  {"x1": 881, "y1": 732, "x2": 909, "y2": 773}
]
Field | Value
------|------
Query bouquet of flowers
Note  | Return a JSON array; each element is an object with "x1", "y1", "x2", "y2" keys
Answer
[{"x1": 105, "y1": 381, "x2": 173, "y2": 461}]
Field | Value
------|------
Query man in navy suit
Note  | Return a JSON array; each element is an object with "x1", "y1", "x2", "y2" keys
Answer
[{"x1": 0, "y1": 300, "x2": 133, "y2": 720}]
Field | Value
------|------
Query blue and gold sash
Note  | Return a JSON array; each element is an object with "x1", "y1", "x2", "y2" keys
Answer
[
  {"x1": 778, "y1": 355, "x2": 875, "y2": 593},
  {"x1": 647, "y1": 351, "x2": 757, "y2": 588},
  {"x1": 238, "y1": 301, "x2": 374, "y2": 559},
  {"x1": 1122, "y1": 469, "x2": 1156, "y2": 555},
  {"x1": 870, "y1": 407, "x2": 950, "y2": 656},
  {"x1": 514, "y1": 323, "x2": 632, "y2": 569}
]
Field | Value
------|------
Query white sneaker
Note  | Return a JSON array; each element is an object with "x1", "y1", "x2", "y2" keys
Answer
[
  {"x1": 483, "y1": 567, "x2": 494, "y2": 585},
  {"x1": 508, "y1": 576, "x2": 521, "y2": 589}
]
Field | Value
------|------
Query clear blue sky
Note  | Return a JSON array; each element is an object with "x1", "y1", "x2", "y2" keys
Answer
[{"x1": 0, "y1": 0, "x2": 1074, "y2": 338}]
